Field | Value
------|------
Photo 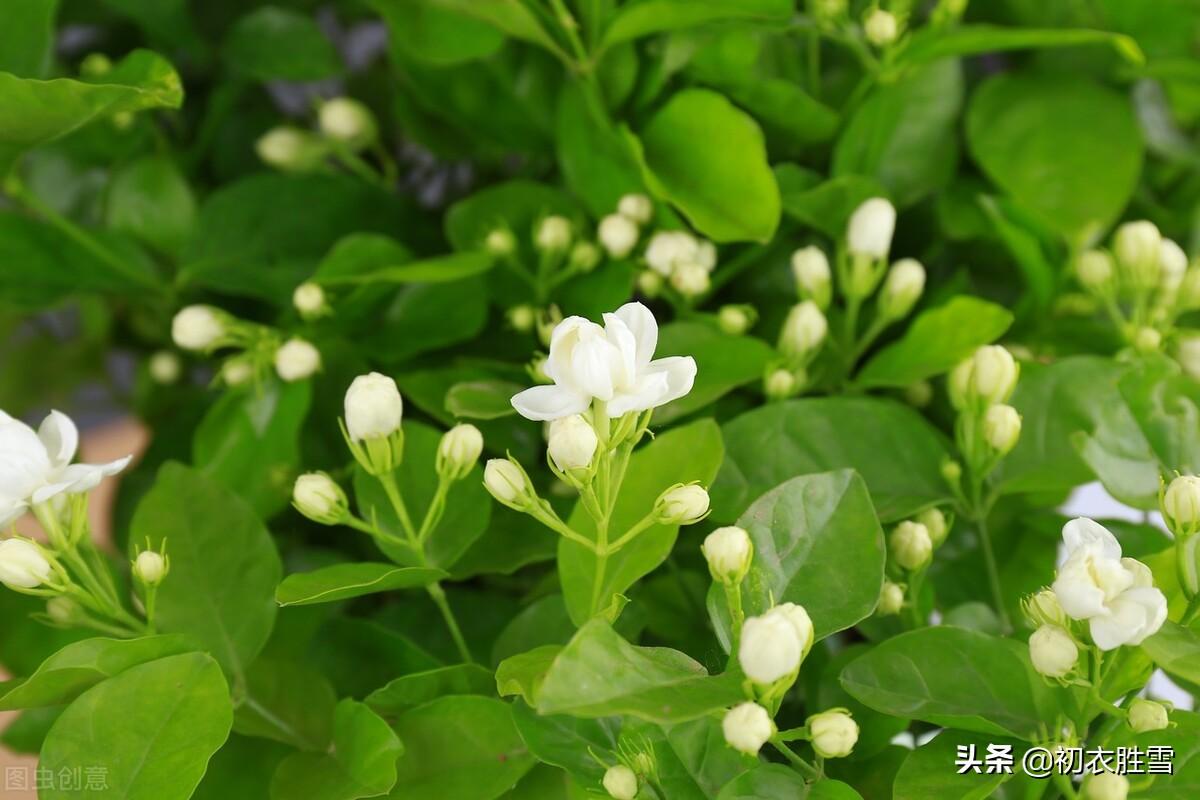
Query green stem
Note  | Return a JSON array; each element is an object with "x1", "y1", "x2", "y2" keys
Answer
[
  {"x1": 1182, "y1": 593, "x2": 1200, "y2": 626},
  {"x1": 604, "y1": 511, "x2": 656, "y2": 554},
  {"x1": 976, "y1": 514, "x2": 1012, "y2": 633},
  {"x1": 1052, "y1": 773, "x2": 1080, "y2": 800},
  {"x1": 770, "y1": 740, "x2": 820, "y2": 780},
  {"x1": 417, "y1": 478, "x2": 452, "y2": 545},
  {"x1": 724, "y1": 580, "x2": 745, "y2": 644},
  {"x1": 427, "y1": 581, "x2": 474, "y2": 664},
  {"x1": 378, "y1": 472, "x2": 419, "y2": 546}
]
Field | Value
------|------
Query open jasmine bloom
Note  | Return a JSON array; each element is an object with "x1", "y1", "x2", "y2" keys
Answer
[
  {"x1": 0, "y1": 410, "x2": 132, "y2": 527},
  {"x1": 510, "y1": 302, "x2": 696, "y2": 421}
]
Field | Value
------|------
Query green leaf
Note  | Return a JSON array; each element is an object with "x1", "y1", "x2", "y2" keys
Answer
[
  {"x1": 193, "y1": 735, "x2": 290, "y2": 800},
  {"x1": 559, "y1": 418, "x2": 724, "y2": 625},
  {"x1": 719, "y1": 766, "x2": 862, "y2": 799},
  {"x1": 1141, "y1": 621, "x2": 1200, "y2": 686},
  {"x1": 509, "y1": 700, "x2": 618, "y2": 787},
  {"x1": 372, "y1": 0, "x2": 504, "y2": 66},
  {"x1": 777, "y1": 171, "x2": 887, "y2": 239},
  {"x1": 1117, "y1": 356, "x2": 1200, "y2": 474},
  {"x1": 234, "y1": 657, "x2": 336, "y2": 751},
  {"x1": 271, "y1": 699, "x2": 403, "y2": 800},
  {"x1": 0, "y1": 49, "x2": 183, "y2": 173},
  {"x1": 223, "y1": 6, "x2": 341, "y2": 81},
  {"x1": 445, "y1": 180, "x2": 579, "y2": 252},
  {"x1": 855, "y1": 296, "x2": 1014, "y2": 388},
  {"x1": 423, "y1": 0, "x2": 561, "y2": 55},
  {"x1": 535, "y1": 620, "x2": 744, "y2": 723},
  {"x1": 390, "y1": 695, "x2": 535, "y2": 799},
  {"x1": 318, "y1": 251, "x2": 495, "y2": 286},
  {"x1": 39, "y1": 653, "x2": 233, "y2": 800},
  {"x1": 0, "y1": 0, "x2": 58, "y2": 78},
  {"x1": 711, "y1": 398, "x2": 952, "y2": 524},
  {"x1": 192, "y1": 379, "x2": 312, "y2": 518},
  {"x1": 556, "y1": 81, "x2": 644, "y2": 217},
  {"x1": 654, "y1": 322, "x2": 775, "y2": 424},
  {"x1": 892, "y1": 730, "x2": 1019, "y2": 800},
  {"x1": 0, "y1": 635, "x2": 194, "y2": 711},
  {"x1": 365, "y1": 664, "x2": 495, "y2": 716},
  {"x1": 105, "y1": 155, "x2": 197, "y2": 256},
  {"x1": 130, "y1": 462, "x2": 283, "y2": 680},
  {"x1": 445, "y1": 380, "x2": 524, "y2": 420},
  {"x1": 496, "y1": 644, "x2": 562, "y2": 706},
  {"x1": 630, "y1": 88, "x2": 780, "y2": 242},
  {"x1": 841, "y1": 627, "x2": 1065, "y2": 740},
  {"x1": 709, "y1": 471, "x2": 885, "y2": 651},
  {"x1": 966, "y1": 69, "x2": 1143, "y2": 238},
  {"x1": 714, "y1": 78, "x2": 840, "y2": 152},
  {"x1": 645, "y1": 716, "x2": 758, "y2": 798},
  {"x1": 601, "y1": 0, "x2": 791, "y2": 48},
  {"x1": 898, "y1": 25, "x2": 1143, "y2": 70},
  {"x1": 277, "y1": 563, "x2": 447, "y2": 607},
  {"x1": 833, "y1": 60, "x2": 962, "y2": 207}
]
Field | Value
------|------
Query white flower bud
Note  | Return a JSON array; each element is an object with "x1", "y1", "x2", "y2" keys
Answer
[
  {"x1": 1029, "y1": 625, "x2": 1078, "y2": 678},
  {"x1": 966, "y1": 345, "x2": 1019, "y2": 406},
  {"x1": 485, "y1": 228, "x2": 516, "y2": 257},
  {"x1": 670, "y1": 261, "x2": 711, "y2": 298},
  {"x1": 438, "y1": 424, "x2": 483, "y2": 481},
  {"x1": 133, "y1": 550, "x2": 167, "y2": 586},
  {"x1": 1076, "y1": 249, "x2": 1114, "y2": 292},
  {"x1": 864, "y1": 9, "x2": 899, "y2": 47},
  {"x1": 877, "y1": 580, "x2": 905, "y2": 615},
  {"x1": 507, "y1": 304, "x2": 536, "y2": 333},
  {"x1": 1127, "y1": 698, "x2": 1169, "y2": 733},
  {"x1": 764, "y1": 368, "x2": 799, "y2": 400},
  {"x1": 535, "y1": 215, "x2": 572, "y2": 252},
  {"x1": 807, "y1": 709, "x2": 859, "y2": 758},
  {"x1": 890, "y1": 521, "x2": 932, "y2": 570},
  {"x1": 738, "y1": 604, "x2": 813, "y2": 685},
  {"x1": 602, "y1": 764, "x2": 638, "y2": 800},
  {"x1": 717, "y1": 305, "x2": 755, "y2": 336},
  {"x1": 547, "y1": 414, "x2": 598, "y2": 472},
  {"x1": 293, "y1": 282, "x2": 328, "y2": 319},
  {"x1": 1163, "y1": 474, "x2": 1200, "y2": 534},
  {"x1": 1085, "y1": 772, "x2": 1129, "y2": 800},
  {"x1": 1114, "y1": 220, "x2": 1162, "y2": 290},
  {"x1": 1159, "y1": 239, "x2": 1188, "y2": 292},
  {"x1": 1179, "y1": 335, "x2": 1200, "y2": 380},
  {"x1": 791, "y1": 246, "x2": 832, "y2": 309},
  {"x1": 148, "y1": 351, "x2": 181, "y2": 384},
  {"x1": 1023, "y1": 588, "x2": 1067, "y2": 628},
  {"x1": 983, "y1": 404, "x2": 1021, "y2": 455},
  {"x1": 618, "y1": 193, "x2": 653, "y2": 224},
  {"x1": 221, "y1": 358, "x2": 254, "y2": 387},
  {"x1": 292, "y1": 472, "x2": 348, "y2": 524},
  {"x1": 722, "y1": 702, "x2": 773, "y2": 755},
  {"x1": 318, "y1": 97, "x2": 376, "y2": 145},
  {"x1": 171, "y1": 305, "x2": 226, "y2": 351},
  {"x1": 644, "y1": 231, "x2": 697, "y2": 276},
  {"x1": 570, "y1": 241, "x2": 601, "y2": 273},
  {"x1": 878, "y1": 258, "x2": 925, "y2": 319},
  {"x1": 779, "y1": 301, "x2": 828, "y2": 360},
  {"x1": 847, "y1": 197, "x2": 896, "y2": 259},
  {"x1": 702, "y1": 526, "x2": 753, "y2": 583},
  {"x1": 598, "y1": 214, "x2": 639, "y2": 259},
  {"x1": 484, "y1": 458, "x2": 531, "y2": 507},
  {"x1": 274, "y1": 338, "x2": 321, "y2": 382},
  {"x1": 917, "y1": 507, "x2": 948, "y2": 548},
  {"x1": 654, "y1": 484, "x2": 710, "y2": 525},
  {"x1": 344, "y1": 372, "x2": 403, "y2": 441},
  {"x1": 0, "y1": 539, "x2": 53, "y2": 590},
  {"x1": 696, "y1": 240, "x2": 717, "y2": 272},
  {"x1": 256, "y1": 127, "x2": 312, "y2": 170},
  {"x1": 636, "y1": 269, "x2": 664, "y2": 298}
]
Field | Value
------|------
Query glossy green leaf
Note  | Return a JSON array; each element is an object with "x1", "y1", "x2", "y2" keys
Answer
[
  {"x1": 556, "y1": 81, "x2": 644, "y2": 217},
  {"x1": 223, "y1": 7, "x2": 341, "y2": 80},
  {"x1": 496, "y1": 644, "x2": 561, "y2": 706},
  {"x1": 601, "y1": 0, "x2": 791, "y2": 47},
  {"x1": 277, "y1": 564, "x2": 447, "y2": 607},
  {"x1": 234, "y1": 657, "x2": 336, "y2": 751},
  {"x1": 105, "y1": 155, "x2": 196, "y2": 256},
  {"x1": 193, "y1": 735, "x2": 289, "y2": 800},
  {"x1": 1141, "y1": 621, "x2": 1200, "y2": 686},
  {"x1": 421, "y1": 0, "x2": 561, "y2": 55},
  {"x1": 129, "y1": 462, "x2": 282, "y2": 680},
  {"x1": 719, "y1": 766, "x2": 862, "y2": 799},
  {"x1": 39, "y1": 653, "x2": 233, "y2": 800},
  {"x1": 318, "y1": 251, "x2": 495, "y2": 286},
  {"x1": 898, "y1": 25, "x2": 1143, "y2": 69},
  {"x1": 777, "y1": 171, "x2": 887, "y2": 239},
  {"x1": 445, "y1": 380, "x2": 524, "y2": 420},
  {"x1": 856, "y1": 296, "x2": 1014, "y2": 388},
  {"x1": 654, "y1": 322, "x2": 775, "y2": 424},
  {"x1": 0, "y1": 0, "x2": 58, "y2": 77},
  {"x1": 365, "y1": 664, "x2": 495, "y2": 716},
  {"x1": 1117, "y1": 356, "x2": 1200, "y2": 475},
  {"x1": 372, "y1": 0, "x2": 504, "y2": 65},
  {"x1": 892, "y1": 730, "x2": 1019, "y2": 800},
  {"x1": 509, "y1": 700, "x2": 618, "y2": 787}
]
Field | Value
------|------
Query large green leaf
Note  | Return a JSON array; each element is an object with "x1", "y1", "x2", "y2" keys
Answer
[
  {"x1": 509, "y1": 700, "x2": 618, "y2": 787},
  {"x1": 892, "y1": 730, "x2": 1019, "y2": 800},
  {"x1": 318, "y1": 252, "x2": 494, "y2": 286},
  {"x1": 777, "y1": 170, "x2": 886, "y2": 239},
  {"x1": 654, "y1": 322, "x2": 775, "y2": 424},
  {"x1": 234, "y1": 657, "x2": 336, "y2": 751},
  {"x1": 555, "y1": 81, "x2": 644, "y2": 217},
  {"x1": 601, "y1": 0, "x2": 792, "y2": 47},
  {"x1": 271, "y1": 699, "x2": 402, "y2": 800},
  {"x1": 39, "y1": 653, "x2": 233, "y2": 800},
  {"x1": 631, "y1": 88, "x2": 780, "y2": 242},
  {"x1": 365, "y1": 664, "x2": 495, "y2": 716},
  {"x1": 559, "y1": 418, "x2": 724, "y2": 625},
  {"x1": 105, "y1": 155, "x2": 197, "y2": 256},
  {"x1": 276, "y1": 564, "x2": 447, "y2": 607},
  {"x1": 708, "y1": 471, "x2": 885, "y2": 651},
  {"x1": 1117, "y1": 356, "x2": 1200, "y2": 475},
  {"x1": 711, "y1": 398, "x2": 952, "y2": 524},
  {"x1": 129, "y1": 462, "x2": 282, "y2": 682},
  {"x1": 897, "y1": 25, "x2": 1143, "y2": 69},
  {"x1": 1141, "y1": 621, "x2": 1200, "y2": 686},
  {"x1": 0, "y1": 0, "x2": 58, "y2": 78},
  {"x1": 372, "y1": 0, "x2": 504, "y2": 66},
  {"x1": 223, "y1": 6, "x2": 341, "y2": 80}
]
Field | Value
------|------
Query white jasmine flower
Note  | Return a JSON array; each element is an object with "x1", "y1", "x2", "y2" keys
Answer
[
  {"x1": 292, "y1": 472, "x2": 348, "y2": 525},
  {"x1": 535, "y1": 215, "x2": 572, "y2": 252},
  {"x1": 738, "y1": 603, "x2": 813, "y2": 684},
  {"x1": 878, "y1": 258, "x2": 925, "y2": 319},
  {"x1": 644, "y1": 231, "x2": 699, "y2": 276},
  {"x1": 148, "y1": 351, "x2": 181, "y2": 384},
  {"x1": 171, "y1": 305, "x2": 226, "y2": 351},
  {"x1": 1127, "y1": 698, "x2": 1169, "y2": 733},
  {"x1": 1163, "y1": 474, "x2": 1200, "y2": 534},
  {"x1": 863, "y1": 9, "x2": 898, "y2": 46},
  {"x1": 655, "y1": 484, "x2": 710, "y2": 525},
  {"x1": 877, "y1": 580, "x2": 904, "y2": 615},
  {"x1": 293, "y1": 282, "x2": 328, "y2": 318},
  {"x1": 132, "y1": 550, "x2": 167, "y2": 586},
  {"x1": 1114, "y1": 221, "x2": 1161, "y2": 289},
  {"x1": 779, "y1": 301, "x2": 828, "y2": 360},
  {"x1": 890, "y1": 520, "x2": 931, "y2": 571},
  {"x1": 670, "y1": 261, "x2": 711, "y2": 297},
  {"x1": 791, "y1": 246, "x2": 832, "y2": 309},
  {"x1": 1076, "y1": 250, "x2": 1114, "y2": 291},
  {"x1": 1159, "y1": 239, "x2": 1188, "y2": 292},
  {"x1": 983, "y1": 404, "x2": 1021, "y2": 455},
  {"x1": 437, "y1": 424, "x2": 483, "y2": 481}
]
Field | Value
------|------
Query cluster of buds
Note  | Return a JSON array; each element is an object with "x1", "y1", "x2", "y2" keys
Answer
[
  {"x1": 1160, "y1": 474, "x2": 1200, "y2": 600},
  {"x1": 880, "y1": 508, "x2": 947, "y2": 619},
  {"x1": 171, "y1": 304, "x2": 322, "y2": 385},
  {"x1": 257, "y1": 96, "x2": 380, "y2": 174},
  {"x1": 641, "y1": 222, "x2": 718, "y2": 302},
  {"x1": 946, "y1": 345, "x2": 1022, "y2": 497}
]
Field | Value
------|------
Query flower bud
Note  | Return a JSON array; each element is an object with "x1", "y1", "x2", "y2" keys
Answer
[
  {"x1": 133, "y1": 550, "x2": 167, "y2": 586},
  {"x1": 1029, "y1": 624, "x2": 1078, "y2": 678},
  {"x1": 46, "y1": 596, "x2": 80, "y2": 625},
  {"x1": 904, "y1": 380, "x2": 933, "y2": 408},
  {"x1": 1179, "y1": 335, "x2": 1200, "y2": 380},
  {"x1": 954, "y1": 345, "x2": 1018, "y2": 408},
  {"x1": 1076, "y1": 249, "x2": 1114, "y2": 292},
  {"x1": 344, "y1": 372, "x2": 403, "y2": 441},
  {"x1": 878, "y1": 259, "x2": 925, "y2": 320},
  {"x1": 764, "y1": 368, "x2": 799, "y2": 400},
  {"x1": 171, "y1": 305, "x2": 226, "y2": 351},
  {"x1": 293, "y1": 281, "x2": 329, "y2": 319},
  {"x1": 1023, "y1": 588, "x2": 1067, "y2": 628},
  {"x1": 1159, "y1": 239, "x2": 1188, "y2": 292},
  {"x1": 1114, "y1": 220, "x2": 1162, "y2": 290},
  {"x1": 791, "y1": 246, "x2": 832, "y2": 309},
  {"x1": 941, "y1": 459, "x2": 962, "y2": 486},
  {"x1": 547, "y1": 415, "x2": 598, "y2": 473},
  {"x1": 292, "y1": 472, "x2": 349, "y2": 525},
  {"x1": 738, "y1": 604, "x2": 811, "y2": 685},
  {"x1": 702, "y1": 526, "x2": 753, "y2": 584},
  {"x1": 221, "y1": 358, "x2": 254, "y2": 387},
  {"x1": 1127, "y1": 698, "x2": 1170, "y2": 733},
  {"x1": 602, "y1": 765, "x2": 638, "y2": 800},
  {"x1": 1085, "y1": 772, "x2": 1129, "y2": 800},
  {"x1": 645, "y1": 231, "x2": 688, "y2": 275},
  {"x1": 0, "y1": 539, "x2": 53, "y2": 590},
  {"x1": 535, "y1": 215, "x2": 572, "y2": 252},
  {"x1": 847, "y1": 197, "x2": 896, "y2": 260},
  {"x1": 696, "y1": 240, "x2": 717, "y2": 272},
  {"x1": 256, "y1": 127, "x2": 317, "y2": 171},
  {"x1": 877, "y1": 580, "x2": 904, "y2": 615},
  {"x1": 983, "y1": 404, "x2": 1021, "y2": 455},
  {"x1": 318, "y1": 97, "x2": 377, "y2": 146},
  {"x1": 484, "y1": 458, "x2": 533, "y2": 509},
  {"x1": 863, "y1": 9, "x2": 899, "y2": 47},
  {"x1": 637, "y1": 269, "x2": 664, "y2": 298},
  {"x1": 1163, "y1": 474, "x2": 1200, "y2": 535},
  {"x1": 722, "y1": 702, "x2": 773, "y2": 756},
  {"x1": 485, "y1": 228, "x2": 516, "y2": 257},
  {"x1": 598, "y1": 214, "x2": 639, "y2": 259},
  {"x1": 438, "y1": 424, "x2": 483, "y2": 481},
  {"x1": 274, "y1": 338, "x2": 321, "y2": 382},
  {"x1": 654, "y1": 484, "x2": 710, "y2": 525},
  {"x1": 916, "y1": 507, "x2": 948, "y2": 549},
  {"x1": 717, "y1": 305, "x2": 756, "y2": 336},
  {"x1": 569, "y1": 241, "x2": 601, "y2": 273},
  {"x1": 148, "y1": 350, "x2": 181, "y2": 384},
  {"x1": 1133, "y1": 326, "x2": 1162, "y2": 353},
  {"x1": 507, "y1": 304, "x2": 536, "y2": 333},
  {"x1": 890, "y1": 521, "x2": 932, "y2": 571},
  {"x1": 807, "y1": 709, "x2": 859, "y2": 759},
  {"x1": 618, "y1": 193, "x2": 653, "y2": 225},
  {"x1": 80, "y1": 53, "x2": 113, "y2": 77},
  {"x1": 779, "y1": 301, "x2": 828, "y2": 361},
  {"x1": 670, "y1": 261, "x2": 711, "y2": 298}
]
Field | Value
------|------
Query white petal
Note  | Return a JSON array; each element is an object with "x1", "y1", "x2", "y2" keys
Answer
[
  {"x1": 38, "y1": 410, "x2": 79, "y2": 469},
  {"x1": 0, "y1": 497, "x2": 27, "y2": 528},
  {"x1": 570, "y1": 336, "x2": 618, "y2": 401},
  {"x1": 511, "y1": 385, "x2": 589, "y2": 421},
  {"x1": 61, "y1": 456, "x2": 133, "y2": 493},
  {"x1": 1052, "y1": 555, "x2": 1108, "y2": 619},
  {"x1": 1062, "y1": 518, "x2": 1122, "y2": 559},
  {"x1": 544, "y1": 317, "x2": 593, "y2": 386},
  {"x1": 1089, "y1": 587, "x2": 1167, "y2": 650},
  {"x1": 0, "y1": 417, "x2": 53, "y2": 497},
  {"x1": 1121, "y1": 558, "x2": 1154, "y2": 589},
  {"x1": 608, "y1": 371, "x2": 670, "y2": 417},
  {"x1": 613, "y1": 302, "x2": 658, "y2": 368},
  {"x1": 646, "y1": 356, "x2": 696, "y2": 406},
  {"x1": 601, "y1": 312, "x2": 639, "y2": 391}
]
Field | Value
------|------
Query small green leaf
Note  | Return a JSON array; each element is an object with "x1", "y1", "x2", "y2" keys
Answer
[
  {"x1": 0, "y1": 0, "x2": 58, "y2": 78},
  {"x1": 898, "y1": 25, "x2": 1143, "y2": 70},
  {"x1": 601, "y1": 0, "x2": 791, "y2": 48},
  {"x1": 366, "y1": 664, "x2": 495, "y2": 716},
  {"x1": 1141, "y1": 621, "x2": 1200, "y2": 686},
  {"x1": 778, "y1": 172, "x2": 886, "y2": 238},
  {"x1": 445, "y1": 380, "x2": 524, "y2": 420},
  {"x1": 496, "y1": 645, "x2": 562, "y2": 706},
  {"x1": 277, "y1": 564, "x2": 448, "y2": 607},
  {"x1": 223, "y1": 7, "x2": 341, "y2": 81},
  {"x1": 105, "y1": 155, "x2": 196, "y2": 256},
  {"x1": 654, "y1": 322, "x2": 775, "y2": 424}
]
